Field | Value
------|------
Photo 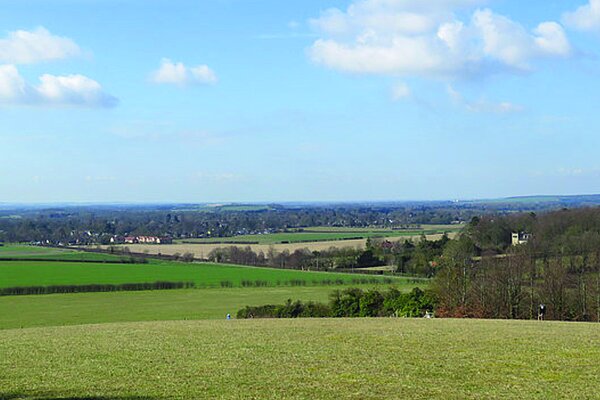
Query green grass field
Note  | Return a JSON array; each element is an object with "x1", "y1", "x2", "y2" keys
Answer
[
  {"x1": 0, "y1": 244, "x2": 130, "y2": 262},
  {"x1": 0, "y1": 258, "x2": 408, "y2": 289},
  {"x1": 1, "y1": 318, "x2": 598, "y2": 399},
  {"x1": 0, "y1": 285, "x2": 424, "y2": 330},
  {"x1": 300, "y1": 224, "x2": 461, "y2": 233}
]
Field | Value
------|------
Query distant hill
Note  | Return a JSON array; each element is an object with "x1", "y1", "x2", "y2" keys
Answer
[{"x1": 468, "y1": 194, "x2": 600, "y2": 209}]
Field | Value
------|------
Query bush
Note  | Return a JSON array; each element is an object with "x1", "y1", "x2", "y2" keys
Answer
[{"x1": 237, "y1": 299, "x2": 331, "y2": 319}]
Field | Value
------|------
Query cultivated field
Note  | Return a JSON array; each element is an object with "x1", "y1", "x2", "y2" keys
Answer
[
  {"x1": 1, "y1": 318, "x2": 598, "y2": 399},
  {"x1": 102, "y1": 233, "x2": 455, "y2": 258},
  {"x1": 178, "y1": 224, "x2": 461, "y2": 245}
]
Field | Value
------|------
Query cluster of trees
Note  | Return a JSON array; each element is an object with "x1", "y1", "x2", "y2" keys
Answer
[
  {"x1": 236, "y1": 287, "x2": 435, "y2": 319},
  {"x1": 434, "y1": 208, "x2": 600, "y2": 321},
  {"x1": 206, "y1": 245, "x2": 383, "y2": 271}
]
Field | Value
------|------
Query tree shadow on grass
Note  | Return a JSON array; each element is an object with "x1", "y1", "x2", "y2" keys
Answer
[{"x1": 0, "y1": 394, "x2": 159, "y2": 400}]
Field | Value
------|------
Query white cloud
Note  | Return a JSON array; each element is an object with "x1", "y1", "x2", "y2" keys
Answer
[
  {"x1": 0, "y1": 64, "x2": 117, "y2": 107},
  {"x1": 391, "y1": 82, "x2": 411, "y2": 100},
  {"x1": 151, "y1": 59, "x2": 217, "y2": 86},
  {"x1": 447, "y1": 84, "x2": 524, "y2": 113},
  {"x1": 563, "y1": 0, "x2": 600, "y2": 31},
  {"x1": 309, "y1": 1, "x2": 572, "y2": 79},
  {"x1": 0, "y1": 27, "x2": 81, "y2": 64}
]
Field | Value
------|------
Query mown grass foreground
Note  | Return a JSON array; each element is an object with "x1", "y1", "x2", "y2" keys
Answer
[{"x1": 1, "y1": 318, "x2": 599, "y2": 399}]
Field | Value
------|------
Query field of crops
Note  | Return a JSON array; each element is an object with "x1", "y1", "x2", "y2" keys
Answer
[
  {"x1": 178, "y1": 225, "x2": 461, "y2": 245},
  {"x1": 104, "y1": 234, "x2": 455, "y2": 259},
  {"x1": 2, "y1": 318, "x2": 599, "y2": 399}
]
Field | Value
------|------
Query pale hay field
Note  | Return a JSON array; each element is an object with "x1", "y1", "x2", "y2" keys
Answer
[{"x1": 99, "y1": 233, "x2": 454, "y2": 258}]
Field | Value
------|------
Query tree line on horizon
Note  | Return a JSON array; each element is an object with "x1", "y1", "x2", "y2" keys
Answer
[{"x1": 0, "y1": 202, "x2": 524, "y2": 244}]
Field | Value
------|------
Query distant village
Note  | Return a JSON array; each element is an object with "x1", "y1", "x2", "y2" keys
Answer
[{"x1": 111, "y1": 236, "x2": 173, "y2": 245}]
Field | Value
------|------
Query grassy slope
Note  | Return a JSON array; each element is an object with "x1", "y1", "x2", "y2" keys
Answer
[
  {"x1": 0, "y1": 244, "x2": 127, "y2": 261},
  {"x1": 1, "y1": 318, "x2": 599, "y2": 399},
  {"x1": 0, "y1": 259, "x2": 406, "y2": 288},
  {"x1": 0, "y1": 285, "x2": 423, "y2": 330}
]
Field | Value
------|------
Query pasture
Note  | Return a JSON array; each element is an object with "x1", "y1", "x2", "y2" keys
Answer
[
  {"x1": 1, "y1": 318, "x2": 599, "y2": 399},
  {"x1": 0, "y1": 285, "x2": 426, "y2": 330},
  {"x1": 0, "y1": 244, "x2": 130, "y2": 262},
  {"x1": 0, "y1": 259, "x2": 407, "y2": 289}
]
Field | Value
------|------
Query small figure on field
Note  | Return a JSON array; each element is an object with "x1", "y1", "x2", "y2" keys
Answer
[
  {"x1": 538, "y1": 304, "x2": 546, "y2": 321},
  {"x1": 226, "y1": 313, "x2": 231, "y2": 320}
]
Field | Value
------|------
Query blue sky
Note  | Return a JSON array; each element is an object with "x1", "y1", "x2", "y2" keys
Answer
[{"x1": 2, "y1": 0, "x2": 600, "y2": 203}]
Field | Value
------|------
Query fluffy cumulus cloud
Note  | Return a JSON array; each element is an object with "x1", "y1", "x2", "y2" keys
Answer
[
  {"x1": 563, "y1": 0, "x2": 600, "y2": 32},
  {"x1": 309, "y1": 0, "x2": 573, "y2": 79},
  {"x1": 0, "y1": 27, "x2": 81, "y2": 64},
  {"x1": 0, "y1": 27, "x2": 116, "y2": 108},
  {"x1": 151, "y1": 59, "x2": 217, "y2": 86},
  {"x1": 0, "y1": 64, "x2": 117, "y2": 107}
]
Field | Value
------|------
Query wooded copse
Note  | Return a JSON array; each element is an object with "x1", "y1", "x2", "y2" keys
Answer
[{"x1": 433, "y1": 208, "x2": 600, "y2": 322}]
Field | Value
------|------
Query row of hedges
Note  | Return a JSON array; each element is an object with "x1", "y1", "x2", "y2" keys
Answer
[
  {"x1": 0, "y1": 281, "x2": 195, "y2": 296},
  {"x1": 220, "y1": 277, "x2": 396, "y2": 288},
  {"x1": 237, "y1": 287, "x2": 435, "y2": 319},
  {"x1": 0, "y1": 257, "x2": 148, "y2": 264}
]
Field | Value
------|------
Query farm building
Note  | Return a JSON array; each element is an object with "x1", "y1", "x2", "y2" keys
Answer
[
  {"x1": 119, "y1": 236, "x2": 173, "y2": 244},
  {"x1": 511, "y1": 232, "x2": 531, "y2": 246}
]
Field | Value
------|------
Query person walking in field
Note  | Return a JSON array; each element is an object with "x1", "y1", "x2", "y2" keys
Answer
[{"x1": 538, "y1": 304, "x2": 546, "y2": 321}]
